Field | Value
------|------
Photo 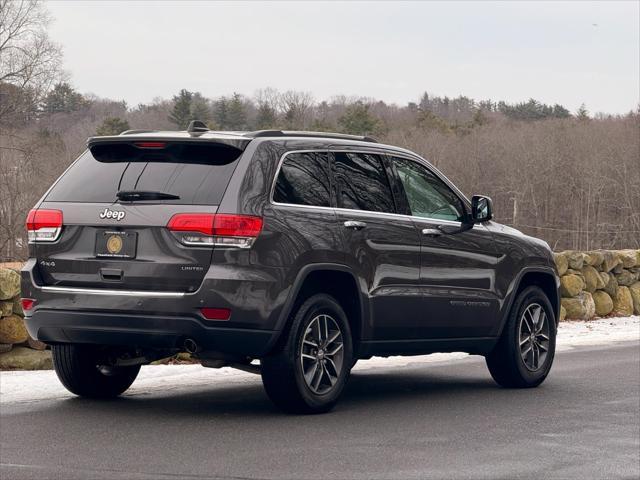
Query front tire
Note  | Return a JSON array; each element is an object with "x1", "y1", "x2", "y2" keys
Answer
[
  {"x1": 52, "y1": 344, "x2": 140, "y2": 398},
  {"x1": 486, "y1": 286, "x2": 556, "y2": 388},
  {"x1": 261, "y1": 294, "x2": 353, "y2": 414}
]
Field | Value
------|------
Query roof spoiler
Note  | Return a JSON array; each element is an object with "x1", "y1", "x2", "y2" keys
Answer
[{"x1": 86, "y1": 135, "x2": 251, "y2": 151}]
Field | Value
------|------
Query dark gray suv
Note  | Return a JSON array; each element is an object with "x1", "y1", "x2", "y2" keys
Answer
[{"x1": 21, "y1": 124, "x2": 560, "y2": 413}]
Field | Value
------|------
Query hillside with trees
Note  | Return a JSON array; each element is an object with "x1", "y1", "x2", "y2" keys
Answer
[{"x1": 1, "y1": 0, "x2": 639, "y2": 261}]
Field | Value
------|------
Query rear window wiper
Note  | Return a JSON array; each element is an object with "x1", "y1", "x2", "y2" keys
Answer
[{"x1": 116, "y1": 190, "x2": 180, "y2": 201}]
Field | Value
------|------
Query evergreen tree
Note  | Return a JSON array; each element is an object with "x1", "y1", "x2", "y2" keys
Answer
[
  {"x1": 168, "y1": 89, "x2": 193, "y2": 129},
  {"x1": 552, "y1": 104, "x2": 571, "y2": 118},
  {"x1": 255, "y1": 101, "x2": 278, "y2": 129},
  {"x1": 337, "y1": 101, "x2": 379, "y2": 135},
  {"x1": 310, "y1": 118, "x2": 334, "y2": 132},
  {"x1": 478, "y1": 100, "x2": 496, "y2": 112},
  {"x1": 42, "y1": 83, "x2": 88, "y2": 114},
  {"x1": 190, "y1": 93, "x2": 210, "y2": 123},
  {"x1": 576, "y1": 103, "x2": 590, "y2": 121},
  {"x1": 96, "y1": 117, "x2": 130, "y2": 136},
  {"x1": 213, "y1": 97, "x2": 230, "y2": 129},
  {"x1": 498, "y1": 98, "x2": 565, "y2": 121},
  {"x1": 418, "y1": 108, "x2": 451, "y2": 133},
  {"x1": 226, "y1": 93, "x2": 248, "y2": 130}
]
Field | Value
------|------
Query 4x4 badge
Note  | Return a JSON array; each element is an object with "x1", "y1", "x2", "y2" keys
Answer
[{"x1": 99, "y1": 208, "x2": 126, "y2": 221}]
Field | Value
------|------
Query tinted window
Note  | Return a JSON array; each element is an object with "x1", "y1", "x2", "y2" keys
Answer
[
  {"x1": 273, "y1": 152, "x2": 331, "y2": 207},
  {"x1": 45, "y1": 143, "x2": 242, "y2": 205},
  {"x1": 393, "y1": 157, "x2": 465, "y2": 221},
  {"x1": 334, "y1": 152, "x2": 395, "y2": 213}
]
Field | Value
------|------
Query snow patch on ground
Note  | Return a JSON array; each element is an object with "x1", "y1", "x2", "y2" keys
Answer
[
  {"x1": 556, "y1": 316, "x2": 640, "y2": 349},
  {"x1": 1, "y1": 316, "x2": 638, "y2": 405}
]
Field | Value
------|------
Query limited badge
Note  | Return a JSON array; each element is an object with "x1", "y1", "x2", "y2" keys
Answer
[{"x1": 106, "y1": 235, "x2": 123, "y2": 255}]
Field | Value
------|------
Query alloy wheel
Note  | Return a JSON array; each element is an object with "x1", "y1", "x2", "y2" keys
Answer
[
  {"x1": 518, "y1": 303, "x2": 550, "y2": 371},
  {"x1": 299, "y1": 314, "x2": 345, "y2": 394}
]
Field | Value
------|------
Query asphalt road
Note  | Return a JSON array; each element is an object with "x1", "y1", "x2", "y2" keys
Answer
[{"x1": 1, "y1": 342, "x2": 639, "y2": 480}]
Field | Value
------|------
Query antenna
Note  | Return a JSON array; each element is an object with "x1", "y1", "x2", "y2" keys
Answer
[{"x1": 187, "y1": 120, "x2": 209, "y2": 133}]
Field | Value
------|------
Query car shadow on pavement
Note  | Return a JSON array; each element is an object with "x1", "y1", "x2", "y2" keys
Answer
[{"x1": 36, "y1": 363, "x2": 510, "y2": 421}]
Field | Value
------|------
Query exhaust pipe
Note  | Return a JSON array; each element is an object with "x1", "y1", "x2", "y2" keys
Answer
[{"x1": 183, "y1": 338, "x2": 198, "y2": 354}]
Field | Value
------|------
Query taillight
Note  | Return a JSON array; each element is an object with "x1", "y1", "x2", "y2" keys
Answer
[
  {"x1": 167, "y1": 213, "x2": 215, "y2": 236},
  {"x1": 167, "y1": 213, "x2": 263, "y2": 248},
  {"x1": 213, "y1": 215, "x2": 263, "y2": 237},
  {"x1": 21, "y1": 298, "x2": 36, "y2": 312},
  {"x1": 26, "y1": 209, "x2": 63, "y2": 243}
]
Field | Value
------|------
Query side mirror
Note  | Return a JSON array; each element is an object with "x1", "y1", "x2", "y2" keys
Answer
[{"x1": 471, "y1": 195, "x2": 493, "y2": 223}]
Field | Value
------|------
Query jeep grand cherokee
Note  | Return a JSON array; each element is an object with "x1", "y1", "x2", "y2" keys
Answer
[{"x1": 21, "y1": 123, "x2": 560, "y2": 413}]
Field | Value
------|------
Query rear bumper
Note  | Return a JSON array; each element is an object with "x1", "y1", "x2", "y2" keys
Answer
[
  {"x1": 20, "y1": 257, "x2": 286, "y2": 357},
  {"x1": 24, "y1": 309, "x2": 277, "y2": 357}
]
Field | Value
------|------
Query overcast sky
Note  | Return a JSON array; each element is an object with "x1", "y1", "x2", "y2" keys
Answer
[{"x1": 47, "y1": 1, "x2": 639, "y2": 114}]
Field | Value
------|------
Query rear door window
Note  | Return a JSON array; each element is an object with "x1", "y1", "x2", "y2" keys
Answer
[
  {"x1": 45, "y1": 142, "x2": 243, "y2": 205},
  {"x1": 273, "y1": 152, "x2": 331, "y2": 207},
  {"x1": 334, "y1": 152, "x2": 396, "y2": 213}
]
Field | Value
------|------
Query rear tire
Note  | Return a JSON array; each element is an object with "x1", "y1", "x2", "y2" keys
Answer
[
  {"x1": 52, "y1": 344, "x2": 140, "y2": 398},
  {"x1": 486, "y1": 286, "x2": 556, "y2": 388},
  {"x1": 261, "y1": 293, "x2": 353, "y2": 414}
]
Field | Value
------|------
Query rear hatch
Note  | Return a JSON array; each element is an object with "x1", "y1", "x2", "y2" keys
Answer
[{"x1": 31, "y1": 138, "x2": 248, "y2": 292}]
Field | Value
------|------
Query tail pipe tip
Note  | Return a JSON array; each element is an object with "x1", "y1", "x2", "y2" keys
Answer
[{"x1": 183, "y1": 338, "x2": 199, "y2": 354}]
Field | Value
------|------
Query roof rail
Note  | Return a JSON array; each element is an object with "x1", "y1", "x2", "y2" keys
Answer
[
  {"x1": 119, "y1": 129, "x2": 157, "y2": 136},
  {"x1": 187, "y1": 120, "x2": 209, "y2": 134},
  {"x1": 245, "y1": 130, "x2": 378, "y2": 143}
]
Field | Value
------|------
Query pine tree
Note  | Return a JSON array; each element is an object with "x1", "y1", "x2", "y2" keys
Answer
[
  {"x1": 337, "y1": 101, "x2": 379, "y2": 135},
  {"x1": 96, "y1": 117, "x2": 130, "y2": 136},
  {"x1": 189, "y1": 93, "x2": 210, "y2": 123},
  {"x1": 226, "y1": 93, "x2": 247, "y2": 130},
  {"x1": 42, "y1": 83, "x2": 88, "y2": 114},
  {"x1": 418, "y1": 109, "x2": 451, "y2": 133},
  {"x1": 255, "y1": 101, "x2": 277, "y2": 129},
  {"x1": 213, "y1": 97, "x2": 230, "y2": 129},
  {"x1": 576, "y1": 103, "x2": 590, "y2": 121},
  {"x1": 552, "y1": 104, "x2": 571, "y2": 118},
  {"x1": 168, "y1": 89, "x2": 193, "y2": 129}
]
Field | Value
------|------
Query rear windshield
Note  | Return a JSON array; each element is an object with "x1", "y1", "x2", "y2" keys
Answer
[{"x1": 45, "y1": 142, "x2": 243, "y2": 205}]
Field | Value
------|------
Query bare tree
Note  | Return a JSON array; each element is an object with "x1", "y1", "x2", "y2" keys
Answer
[
  {"x1": 0, "y1": 78, "x2": 638, "y2": 260},
  {"x1": 0, "y1": 0, "x2": 63, "y2": 115},
  {"x1": 280, "y1": 90, "x2": 314, "y2": 129}
]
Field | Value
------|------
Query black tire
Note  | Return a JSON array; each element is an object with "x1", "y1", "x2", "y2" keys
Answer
[
  {"x1": 486, "y1": 286, "x2": 557, "y2": 388},
  {"x1": 52, "y1": 344, "x2": 140, "y2": 398},
  {"x1": 261, "y1": 293, "x2": 353, "y2": 414}
]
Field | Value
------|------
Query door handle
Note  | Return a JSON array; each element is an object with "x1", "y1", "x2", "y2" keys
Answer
[
  {"x1": 343, "y1": 220, "x2": 367, "y2": 230},
  {"x1": 422, "y1": 227, "x2": 443, "y2": 237}
]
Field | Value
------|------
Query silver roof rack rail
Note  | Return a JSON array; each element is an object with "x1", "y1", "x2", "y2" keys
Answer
[
  {"x1": 119, "y1": 129, "x2": 157, "y2": 136},
  {"x1": 245, "y1": 130, "x2": 378, "y2": 143}
]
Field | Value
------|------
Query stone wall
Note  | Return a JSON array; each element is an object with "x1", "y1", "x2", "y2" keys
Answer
[
  {"x1": 555, "y1": 250, "x2": 640, "y2": 320},
  {"x1": 0, "y1": 268, "x2": 52, "y2": 369}
]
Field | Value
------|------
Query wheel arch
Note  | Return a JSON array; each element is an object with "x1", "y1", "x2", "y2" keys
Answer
[
  {"x1": 271, "y1": 264, "x2": 368, "y2": 356},
  {"x1": 497, "y1": 267, "x2": 560, "y2": 337}
]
